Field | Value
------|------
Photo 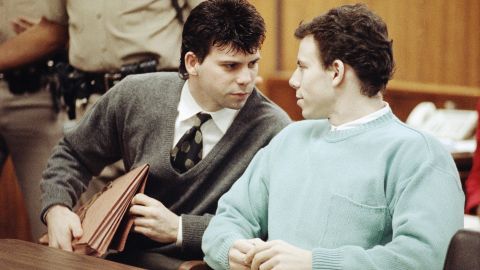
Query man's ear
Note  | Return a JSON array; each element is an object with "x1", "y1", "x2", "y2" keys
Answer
[
  {"x1": 331, "y1": 60, "x2": 345, "y2": 87},
  {"x1": 185, "y1": 52, "x2": 199, "y2": 76}
]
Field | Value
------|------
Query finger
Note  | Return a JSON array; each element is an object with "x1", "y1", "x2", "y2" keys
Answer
[
  {"x1": 17, "y1": 16, "x2": 36, "y2": 27},
  {"x1": 48, "y1": 235, "x2": 59, "y2": 249},
  {"x1": 133, "y1": 224, "x2": 153, "y2": 237},
  {"x1": 249, "y1": 238, "x2": 266, "y2": 246},
  {"x1": 129, "y1": 204, "x2": 150, "y2": 217},
  {"x1": 229, "y1": 248, "x2": 249, "y2": 266},
  {"x1": 70, "y1": 219, "x2": 83, "y2": 239},
  {"x1": 245, "y1": 239, "x2": 268, "y2": 264},
  {"x1": 233, "y1": 239, "x2": 255, "y2": 254},
  {"x1": 10, "y1": 20, "x2": 25, "y2": 34},
  {"x1": 59, "y1": 240, "x2": 73, "y2": 252},
  {"x1": 132, "y1": 216, "x2": 152, "y2": 227},
  {"x1": 257, "y1": 258, "x2": 275, "y2": 270},
  {"x1": 132, "y1": 193, "x2": 159, "y2": 206},
  {"x1": 56, "y1": 233, "x2": 73, "y2": 252},
  {"x1": 251, "y1": 247, "x2": 275, "y2": 270},
  {"x1": 38, "y1": 234, "x2": 49, "y2": 245}
]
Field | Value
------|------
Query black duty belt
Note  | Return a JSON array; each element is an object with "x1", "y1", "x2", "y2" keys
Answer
[{"x1": 55, "y1": 58, "x2": 178, "y2": 120}]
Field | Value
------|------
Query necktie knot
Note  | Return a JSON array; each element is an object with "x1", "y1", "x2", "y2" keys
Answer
[{"x1": 194, "y1": 112, "x2": 211, "y2": 128}]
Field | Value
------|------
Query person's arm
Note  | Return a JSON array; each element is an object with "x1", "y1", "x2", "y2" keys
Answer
[
  {"x1": 202, "y1": 148, "x2": 270, "y2": 270},
  {"x1": 0, "y1": 17, "x2": 67, "y2": 71},
  {"x1": 465, "y1": 100, "x2": 480, "y2": 214},
  {"x1": 40, "y1": 81, "x2": 129, "y2": 249},
  {"x1": 204, "y1": 136, "x2": 464, "y2": 270}
]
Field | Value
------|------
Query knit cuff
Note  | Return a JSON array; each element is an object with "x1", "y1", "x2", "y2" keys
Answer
[
  {"x1": 40, "y1": 186, "x2": 74, "y2": 224},
  {"x1": 204, "y1": 235, "x2": 240, "y2": 270},
  {"x1": 181, "y1": 214, "x2": 212, "y2": 257},
  {"x1": 312, "y1": 247, "x2": 343, "y2": 270}
]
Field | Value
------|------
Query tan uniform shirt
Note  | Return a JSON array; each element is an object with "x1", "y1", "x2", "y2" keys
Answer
[
  {"x1": 0, "y1": 0, "x2": 44, "y2": 42},
  {"x1": 43, "y1": 0, "x2": 204, "y2": 72}
]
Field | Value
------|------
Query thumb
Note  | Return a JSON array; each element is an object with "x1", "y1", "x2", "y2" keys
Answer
[{"x1": 71, "y1": 220, "x2": 83, "y2": 239}]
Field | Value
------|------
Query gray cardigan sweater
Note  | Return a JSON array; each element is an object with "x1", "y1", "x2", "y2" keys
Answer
[{"x1": 40, "y1": 72, "x2": 291, "y2": 258}]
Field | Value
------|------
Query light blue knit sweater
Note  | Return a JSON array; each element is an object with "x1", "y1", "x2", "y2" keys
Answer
[{"x1": 202, "y1": 110, "x2": 464, "y2": 270}]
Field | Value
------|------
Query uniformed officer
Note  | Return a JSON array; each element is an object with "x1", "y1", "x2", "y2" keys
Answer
[
  {"x1": 39, "y1": 0, "x2": 205, "y2": 198},
  {"x1": 0, "y1": 0, "x2": 67, "y2": 240}
]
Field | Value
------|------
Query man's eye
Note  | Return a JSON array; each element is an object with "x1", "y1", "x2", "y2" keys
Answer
[
  {"x1": 224, "y1": 63, "x2": 236, "y2": 69},
  {"x1": 248, "y1": 61, "x2": 259, "y2": 68}
]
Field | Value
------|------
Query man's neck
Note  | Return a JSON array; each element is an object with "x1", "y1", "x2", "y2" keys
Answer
[
  {"x1": 329, "y1": 93, "x2": 385, "y2": 126},
  {"x1": 187, "y1": 79, "x2": 224, "y2": 112}
]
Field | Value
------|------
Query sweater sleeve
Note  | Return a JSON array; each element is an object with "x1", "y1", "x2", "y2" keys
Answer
[
  {"x1": 311, "y1": 158, "x2": 464, "y2": 269},
  {"x1": 202, "y1": 148, "x2": 270, "y2": 269},
  {"x1": 180, "y1": 213, "x2": 213, "y2": 258},
  {"x1": 40, "y1": 82, "x2": 126, "y2": 220}
]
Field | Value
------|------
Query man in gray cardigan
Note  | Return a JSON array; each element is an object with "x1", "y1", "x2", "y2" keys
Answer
[{"x1": 39, "y1": 0, "x2": 291, "y2": 269}]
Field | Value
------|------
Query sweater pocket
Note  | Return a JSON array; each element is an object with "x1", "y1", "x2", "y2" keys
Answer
[{"x1": 321, "y1": 193, "x2": 387, "y2": 248}]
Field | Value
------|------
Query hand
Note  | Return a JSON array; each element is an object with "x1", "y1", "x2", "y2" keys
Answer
[
  {"x1": 10, "y1": 16, "x2": 38, "y2": 34},
  {"x1": 129, "y1": 193, "x2": 179, "y2": 243},
  {"x1": 246, "y1": 240, "x2": 312, "y2": 270},
  {"x1": 45, "y1": 205, "x2": 83, "y2": 251},
  {"x1": 228, "y1": 239, "x2": 262, "y2": 270}
]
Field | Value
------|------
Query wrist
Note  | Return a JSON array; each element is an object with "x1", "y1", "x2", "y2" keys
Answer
[
  {"x1": 45, "y1": 204, "x2": 70, "y2": 224},
  {"x1": 169, "y1": 214, "x2": 180, "y2": 243}
]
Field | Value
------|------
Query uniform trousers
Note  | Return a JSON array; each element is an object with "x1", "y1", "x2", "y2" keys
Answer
[{"x1": 0, "y1": 81, "x2": 65, "y2": 240}]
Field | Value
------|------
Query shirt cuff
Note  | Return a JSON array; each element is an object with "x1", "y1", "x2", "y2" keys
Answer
[{"x1": 176, "y1": 216, "x2": 183, "y2": 247}]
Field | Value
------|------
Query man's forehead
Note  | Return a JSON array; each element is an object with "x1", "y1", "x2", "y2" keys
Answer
[
  {"x1": 298, "y1": 36, "x2": 320, "y2": 60},
  {"x1": 210, "y1": 44, "x2": 260, "y2": 58}
]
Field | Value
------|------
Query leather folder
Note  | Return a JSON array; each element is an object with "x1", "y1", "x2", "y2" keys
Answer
[{"x1": 72, "y1": 164, "x2": 149, "y2": 257}]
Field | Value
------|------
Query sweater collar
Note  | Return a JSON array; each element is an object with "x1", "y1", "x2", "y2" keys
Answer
[
  {"x1": 330, "y1": 102, "x2": 390, "y2": 131},
  {"x1": 323, "y1": 109, "x2": 397, "y2": 142}
]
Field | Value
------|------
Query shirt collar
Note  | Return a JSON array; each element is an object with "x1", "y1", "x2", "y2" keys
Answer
[
  {"x1": 177, "y1": 80, "x2": 238, "y2": 134},
  {"x1": 331, "y1": 102, "x2": 391, "y2": 131}
]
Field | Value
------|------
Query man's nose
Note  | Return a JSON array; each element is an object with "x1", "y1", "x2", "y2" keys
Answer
[
  {"x1": 289, "y1": 74, "x2": 300, "y2": 90},
  {"x1": 236, "y1": 67, "x2": 253, "y2": 85}
]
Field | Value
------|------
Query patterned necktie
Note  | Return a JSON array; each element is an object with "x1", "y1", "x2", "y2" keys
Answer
[{"x1": 171, "y1": 112, "x2": 212, "y2": 173}]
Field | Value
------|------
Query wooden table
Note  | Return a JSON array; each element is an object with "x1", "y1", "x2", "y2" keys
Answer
[{"x1": 0, "y1": 239, "x2": 143, "y2": 270}]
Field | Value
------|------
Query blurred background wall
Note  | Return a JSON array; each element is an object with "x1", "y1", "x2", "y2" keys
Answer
[{"x1": 251, "y1": 0, "x2": 480, "y2": 87}]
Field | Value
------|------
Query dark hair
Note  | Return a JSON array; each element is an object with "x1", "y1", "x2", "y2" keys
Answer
[
  {"x1": 179, "y1": 0, "x2": 266, "y2": 79},
  {"x1": 295, "y1": 4, "x2": 394, "y2": 96}
]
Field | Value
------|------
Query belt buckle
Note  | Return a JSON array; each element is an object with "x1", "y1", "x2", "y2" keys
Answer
[{"x1": 103, "y1": 73, "x2": 122, "y2": 92}]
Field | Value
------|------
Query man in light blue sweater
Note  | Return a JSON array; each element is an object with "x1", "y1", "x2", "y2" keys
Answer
[{"x1": 202, "y1": 4, "x2": 464, "y2": 270}]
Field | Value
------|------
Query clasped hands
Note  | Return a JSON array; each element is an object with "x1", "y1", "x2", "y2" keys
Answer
[
  {"x1": 229, "y1": 238, "x2": 312, "y2": 270},
  {"x1": 42, "y1": 193, "x2": 179, "y2": 250}
]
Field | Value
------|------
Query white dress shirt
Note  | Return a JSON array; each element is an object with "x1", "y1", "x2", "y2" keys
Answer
[
  {"x1": 173, "y1": 81, "x2": 238, "y2": 158},
  {"x1": 331, "y1": 102, "x2": 391, "y2": 131},
  {"x1": 174, "y1": 80, "x2": 239, "y2": 246}
]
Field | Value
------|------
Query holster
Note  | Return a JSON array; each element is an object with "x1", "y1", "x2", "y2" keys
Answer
[
  {"x1": 3, "y1": 61, "x2": 47, "y2": 95},
  {"x1": 55, "y1": 57, "x2": 161, "y2": 120}
]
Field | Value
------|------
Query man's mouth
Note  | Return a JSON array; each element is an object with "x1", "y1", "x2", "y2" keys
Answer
[{"x1": 231, "y1": 92, "x2": 250, "y2": 98}]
